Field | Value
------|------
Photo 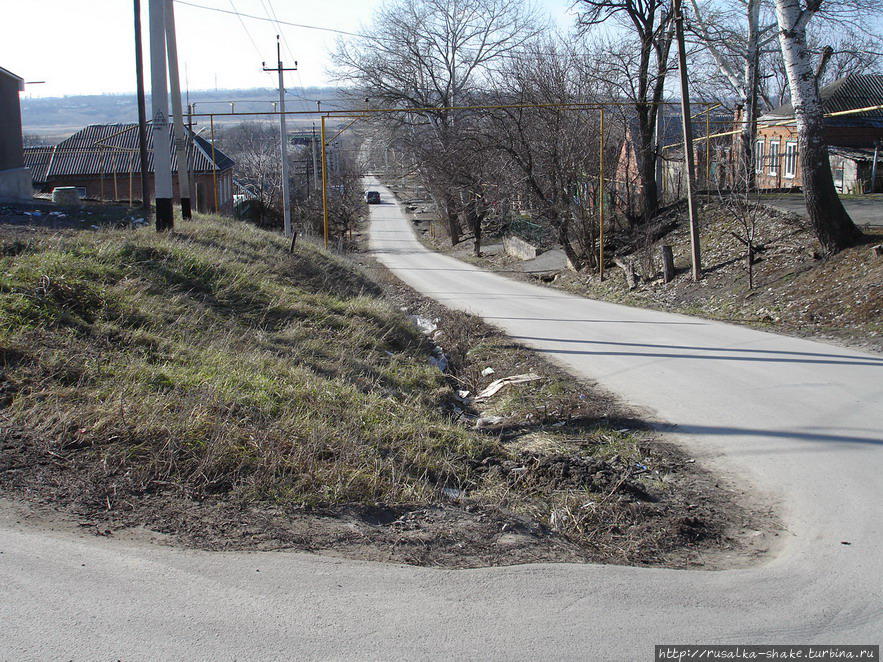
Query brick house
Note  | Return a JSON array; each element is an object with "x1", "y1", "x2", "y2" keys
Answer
[
  {"x1": 0, "y1": 66, "x2": 31, "y2": 200},
  {"x1": 615, "y1": 108, "x2": 733, "y2": 217},
  {"x1": 23, "y1": 123, "x2": 236, "y2": 214},
  {"x1": 755, "y1": 74, "x2": 883, "y2": 192}
]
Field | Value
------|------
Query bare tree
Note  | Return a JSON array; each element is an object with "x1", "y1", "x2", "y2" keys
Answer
[
  {"x1": 773, "y1": 0, "x2": 876, "y2": 251},
  {"x1": 718, "y1": 155, "x2": 765, "y2": 288},
  {"x1": 334, "y1": 0, "x2": 542, "y2": 245},
  {"x1": 687, "y1": 0, "x2": 779, "y2": 183},
  {"x1": 578, "y1": 0, "x2": 675, "y2": 225},
  {"x1": 219, "y1": 122, "x2": 283, "y2": 228},
  {"x1": 22, "y1": 134, "x2": 51, "y2": 148},
  {"x1": 486, "y1": 41, "x2": 602, "y2": 269}
]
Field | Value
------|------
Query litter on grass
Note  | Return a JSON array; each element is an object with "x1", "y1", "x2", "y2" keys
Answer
[
  {"x1": 407, "y1": 314, "x2": 438, "y2": 335},
  {"x1": 473, "y1": 373, "x2": 543, "y2": 401}
]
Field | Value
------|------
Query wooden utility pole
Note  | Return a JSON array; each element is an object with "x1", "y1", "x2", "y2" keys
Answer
[
  {"x1": 133, "y1": 0, "x2": 151, "y2": 212},
  {"x1": 598, "y1": 108, "x2": 605, "y2": 280},
  {"x1": 263, "y1": 36, "x2": 297, "y2": 238},
  {"x1": 164, "y1": 0, "x2": 192, "y2": 219},
  {"x1": 321, "y1": 115, "x2": 329, "y2": 249},
  {"x1": 148, "y1": 0, "x2": 174, "y2": 231},
  {"x1": 674, "y1": 0, "x2": 702, "y2": 281}
]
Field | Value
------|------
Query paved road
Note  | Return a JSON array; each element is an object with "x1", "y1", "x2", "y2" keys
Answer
[
  {"x1": 753, "y1": 193, "x2": 883, "y2": 227},
  {"x1": 2, "y1": 179, "x2": 882, "y2": 660}
]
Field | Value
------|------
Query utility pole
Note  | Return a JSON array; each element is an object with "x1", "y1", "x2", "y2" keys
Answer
[
  {"x1": 133, "y1": 0, "x2": 150, "y2": 212},
  {"x1": 148, "y1": 0, "x2": 174, "y2": 231},
  {"x1": 164, "y1": 0, "x2": 192, "y2": 219},
  {"x1": 674, "y1": 0, "x2": 702, "y2": 281},
  {"x1": 311, "y1": 122, "x2": 320, "y2": 191},
  {"x1": 263, "y1": 36, "x2": 296, "y2": 237}
]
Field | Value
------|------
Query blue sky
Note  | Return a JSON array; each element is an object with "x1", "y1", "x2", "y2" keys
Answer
[{"x1": 0, "y1": 0, "x2": 580, "y2": 98}]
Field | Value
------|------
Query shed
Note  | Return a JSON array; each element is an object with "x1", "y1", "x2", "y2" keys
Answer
[{"x1": 27, "y1": 123, "x2": 236, "y2": 214}]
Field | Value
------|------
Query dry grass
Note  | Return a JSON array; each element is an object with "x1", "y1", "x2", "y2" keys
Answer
[
  {"x1": 0, "y1": 214, "x2": 750, "y2": 566},
  {"x1": 354, "y1": 258, "x2": 743, "y2": 564},
  {"x1": 0, "y1": 216, "x2": 498, "y2": 508}
]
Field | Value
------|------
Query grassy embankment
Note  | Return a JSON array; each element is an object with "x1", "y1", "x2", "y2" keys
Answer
[
  {"x1": 1, "y1": 216, "x2": 493, "y2": 506},
  {"x1": 0, "y1": 214, "x2": 743, "y2": 565}
]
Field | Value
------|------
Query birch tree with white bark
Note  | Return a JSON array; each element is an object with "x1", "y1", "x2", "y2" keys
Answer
[{"x1": 773, "y1": 0, "x2": 878, "y2": 251}]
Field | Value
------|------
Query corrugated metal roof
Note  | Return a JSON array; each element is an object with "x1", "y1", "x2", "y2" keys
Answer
[
  {"x1": 44, "y1": 123, "x2": 234, "y2": 178},
  {"x1": 764, "y1": 74, "x2": 883, "y2": 120},
  {"x1": 22, "y1": 146, "x2": 54, "y2": 184}
]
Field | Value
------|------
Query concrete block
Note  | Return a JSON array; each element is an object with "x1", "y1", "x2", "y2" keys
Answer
[
  {"x1": 0, "y1": 167, "x2": 33, "y2": 201},
  {"x1": 503, "y1": 235, "x2": 538, "y2": 260}
]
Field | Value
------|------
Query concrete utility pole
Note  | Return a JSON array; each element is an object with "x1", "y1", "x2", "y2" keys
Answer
[
  {"x1": 133, "y1": 0, "x2": 151, "y2": 212},
  {"x1": 263, "y1": 36, "x2": 296, "y2": 237},
  {"x1": 674, "y1": 0, "x2": 702, "y2": 281},
  {"x1": 164, "y1": 0, "x2": 192, "y2": 219},
  {"x1": 148, "y1": 0, "x2": 174, "y2": 231}
]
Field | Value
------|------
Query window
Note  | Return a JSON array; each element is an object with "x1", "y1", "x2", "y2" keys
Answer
[
  {"x1": 755, "y1": 140, "x2": 765, "y2": 173},
  {"x1": 769, "y1": 141, "x2": 780, "y2": 175},
  {"x1": 785, "y1": 142, "x2": 797, "y2": 178}
]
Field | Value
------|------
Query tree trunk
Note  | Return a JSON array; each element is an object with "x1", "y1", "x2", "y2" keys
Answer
[
  {"x1": 661, "y1": 245, "x2": 675, "y2": 282},
  {"x1": 550, "y1": 210, "x2": 583, "y2": 271},
  {"x1": 614, "y1": 257, "x2": 639, "y2": 289},
  {"x1": 638, "y1": 117, "x2": 660, "y2": 223},
  {"x1": 747, "y1": 243, "x2": 754, "y2": 289},
  {"x1": 443, "y1": 194, "x2": 461, "y2": 246},
  {"x1": 774, "y1": 0, "x2": 863, "y2": 252},
  {"x1": 468, "y1": 206, "x2": 483, "y2": 256}
]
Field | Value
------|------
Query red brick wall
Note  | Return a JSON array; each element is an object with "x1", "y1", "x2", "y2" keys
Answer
[{"x1": 755, "y1": 123, "x2": 883, "y2": 190}]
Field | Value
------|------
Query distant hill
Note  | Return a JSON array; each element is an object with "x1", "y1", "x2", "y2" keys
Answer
[{"x1": 21, "y1": 87, "x2": 353, "y2": 141}]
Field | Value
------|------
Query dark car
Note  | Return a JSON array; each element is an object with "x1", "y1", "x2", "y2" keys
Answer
[{"x1": 364, "y1": 190, "x2": 381, "y2": 204}]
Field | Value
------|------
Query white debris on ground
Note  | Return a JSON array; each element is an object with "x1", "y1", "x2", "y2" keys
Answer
[
  {"x1": 474, "y1": 373, "x2": 543, "y2": 401},
  {"x1": 407, "y1": 314, "x2": 438, "y2": 335}
]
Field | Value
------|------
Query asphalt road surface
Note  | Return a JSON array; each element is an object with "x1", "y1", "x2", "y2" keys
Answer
[
  {"x1": 753, "y1": 193, "x2": 883, "y2": 227},
  {"x1": 2, "y1": 179, "x2": 881, "y2": 660}
]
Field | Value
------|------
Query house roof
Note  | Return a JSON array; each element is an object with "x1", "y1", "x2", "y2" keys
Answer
[
  {"x1": 762, "y1": 74, "x2": 883, "y2": 127},
  {"x1": 31, "y1": 123, "x2": 234, "y2": 181},
  {"x1": 828, "y1": 145, "x2": 879, "y2": 162},
  {"x1": 621, "y1": 107, "x2": 733, "y2": 154},
  {"x1": 22, "y1": 146, "x2": 53, "y2": 184},
  {"x1": 0, "y1": 66, "x2": 25, "y2": 92}
]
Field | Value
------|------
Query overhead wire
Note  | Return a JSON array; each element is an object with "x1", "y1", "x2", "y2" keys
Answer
[
  {"x1": 260, "y1": 0, "x2": 309, "y2": 113},
  {"x1": 174, "y1": 0, "x2": 375, "y2": 39}
]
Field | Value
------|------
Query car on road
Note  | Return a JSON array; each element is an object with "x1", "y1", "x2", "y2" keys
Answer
[{"x1": 364, "y1": 190, "x2": 381, "y2": 204}]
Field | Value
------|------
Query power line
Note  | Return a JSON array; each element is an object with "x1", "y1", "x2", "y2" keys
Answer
[
  {"x1": 227, "y1": 0, "x2": 264, "y2": 60},
  {"x1": 260, "y1": 0, "x2": 309, "y2": 113},
  {"x1": 174, "y1": 0, "x2": 372, "y2": 39},
  {"x1": 263, "y1": 0, "x2": 297, "y2": 63}
]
